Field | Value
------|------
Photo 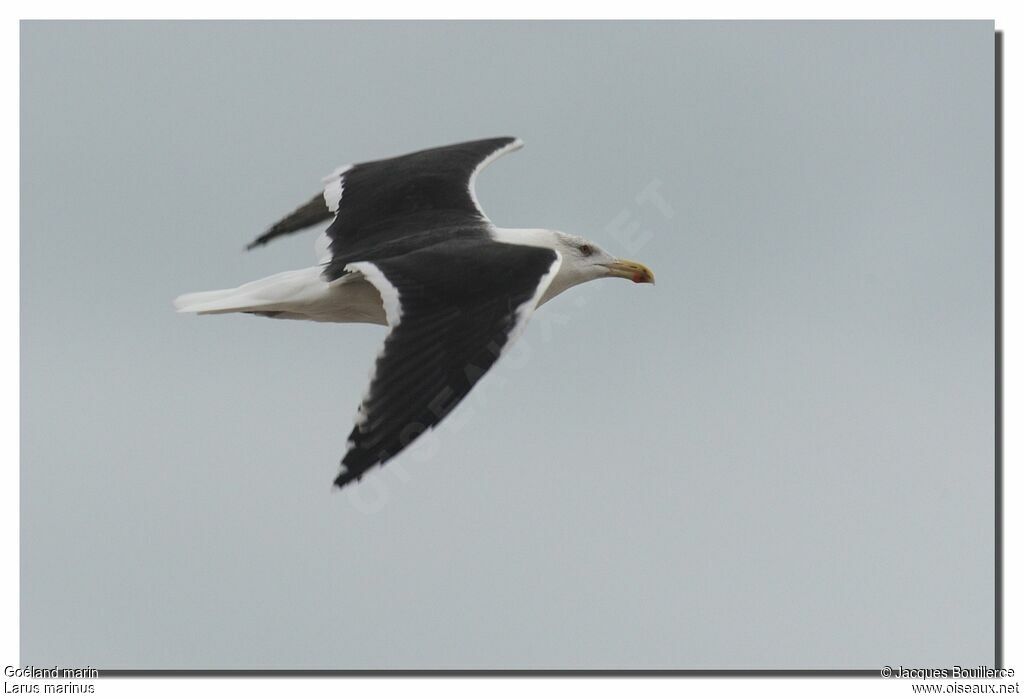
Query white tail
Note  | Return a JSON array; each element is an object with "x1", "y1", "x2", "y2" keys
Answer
[
  {"x1": 173, "y1": 268, "x2": 327, "y2": 315},
  {"x1": 173, "y1": 288, "x2": 257, "y2": 315},
  {"x1": 173, "y1": 267, "x2": 388, "y2": 325}
]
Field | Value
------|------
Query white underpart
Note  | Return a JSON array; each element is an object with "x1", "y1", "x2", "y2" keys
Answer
[
  {"x1": 468, "y1": 138, "x2": 524, "y2": 218},
  {"x1": 322, "y1": 164, "x2": 351, "y2": 214}
]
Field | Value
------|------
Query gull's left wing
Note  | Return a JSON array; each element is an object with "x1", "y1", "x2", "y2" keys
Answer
[{"x1": 335, "y1": 239, "x2": 560, "y2": 488}]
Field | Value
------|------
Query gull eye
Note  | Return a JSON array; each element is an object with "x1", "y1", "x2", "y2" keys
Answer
[{"x1": 578, "y1": 244, "x2": 593, "y2": 256}]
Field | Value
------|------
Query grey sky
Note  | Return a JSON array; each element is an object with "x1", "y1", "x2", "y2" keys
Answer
[{"x1": 21, "y1": 21, "x2": 994, "y2": 670}]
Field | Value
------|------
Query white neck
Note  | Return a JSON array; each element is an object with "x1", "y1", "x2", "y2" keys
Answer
[
  {"x1": 489, "y1": 227, "x2": 560, "y2": 249},
  {"x1": 489, "y1": 227, "x2": 594, "y2": 306}
]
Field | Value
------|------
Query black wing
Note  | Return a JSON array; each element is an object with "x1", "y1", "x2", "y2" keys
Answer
[
  {"x1": 245, "y1": 191, "x2": 331, "y2": 251},
  {"x1": 335, "y1": 239, "x2": 560, "y2": 488},
  {"x1": 246, "y1": 137, "x2": 523, "y2": 253}
]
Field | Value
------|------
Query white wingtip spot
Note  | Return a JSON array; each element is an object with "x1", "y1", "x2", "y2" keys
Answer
[{"x1": 322, "y1": 164, "x2": 351, "y2": 213}]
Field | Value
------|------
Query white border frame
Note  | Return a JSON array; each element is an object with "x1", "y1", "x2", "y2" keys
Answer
[{"x1": 6, "y1": 6, "x2": 1017, "y2": 699}]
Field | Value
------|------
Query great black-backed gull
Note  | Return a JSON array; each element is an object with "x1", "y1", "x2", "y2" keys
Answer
[{"x1": 174, "y1": 137, "x2": 655, "y2": 488}]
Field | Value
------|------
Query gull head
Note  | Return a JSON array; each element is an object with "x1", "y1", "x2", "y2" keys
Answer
[{"x1": 550, "y1": 231, "x2": 655, "y2": 286}]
